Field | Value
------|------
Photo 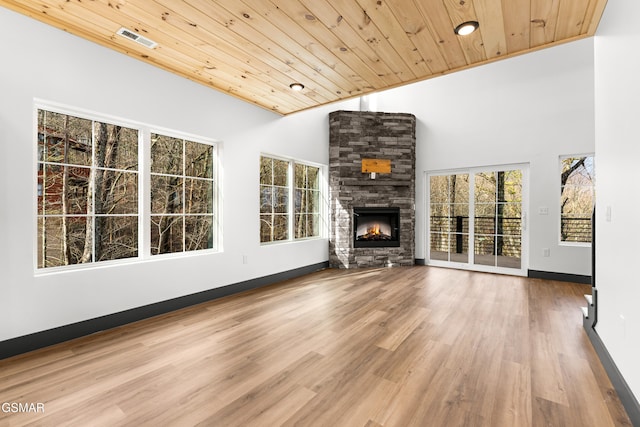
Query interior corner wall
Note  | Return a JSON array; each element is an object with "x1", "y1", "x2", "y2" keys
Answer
[
  {"x1": 0, "y1": 7, "x2": 355, "y2": 342},
  {"x1": 371, "y1": 38, "x2": 596, "y2": 276},
  {"x1": 594, "y1": 0, "x2": 640, "y2": 402}
]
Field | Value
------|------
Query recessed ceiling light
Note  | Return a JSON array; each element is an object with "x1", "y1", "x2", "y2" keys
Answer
[
  {"x1": 454, "y1": 21, "x2": 479, "y2": 36},
  {"x1": 289, "y1": 83, "x2": 305, "y2": 91}
]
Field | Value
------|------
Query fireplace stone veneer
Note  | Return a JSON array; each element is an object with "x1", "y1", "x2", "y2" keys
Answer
[{"x1": 329, "y1": 110, "x2": 416, "y2": 268}]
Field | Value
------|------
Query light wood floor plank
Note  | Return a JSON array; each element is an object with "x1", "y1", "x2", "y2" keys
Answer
[
  {"x1": 491, "y1": 359, "x2": 532, "y2": 427},
  {"x1": 0, "y1": 266, "x2": 633, "y2": 426}
]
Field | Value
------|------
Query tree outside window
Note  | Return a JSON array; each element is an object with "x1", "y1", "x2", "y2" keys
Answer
[
  {"x1": 37, "y1": 107, "x2": 218, "y2": 270},
  {"x1": 150, "y1": 134, "x2": 216, "y2": 255},
  {"x1": 560, "y1": 155, "x2": 595, "y2": 243},
  {"x1": 37, "y1": 109, "x2": 139, "y2": 268},
  {"x1": 295, "y1": 163, "x2": 321, "y2": 239},
  {"x1": 260, "y1": 156, "x2": 323, "y2": 243},
  {"x1": 260, "y1": 156, "x2": 290, "y2": 243}
]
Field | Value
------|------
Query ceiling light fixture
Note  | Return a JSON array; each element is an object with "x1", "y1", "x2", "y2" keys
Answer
[
  {"x1": 289, "y1": 83, "x2": 305, "y2": 91},
  {"x1": 454, "y1": 21, "x2": 479, "y2": 36}
]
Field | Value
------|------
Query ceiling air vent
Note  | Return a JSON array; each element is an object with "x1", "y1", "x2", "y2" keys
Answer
[{"x1": 116, "y1": 27, "x2": 158, "y2": 49}]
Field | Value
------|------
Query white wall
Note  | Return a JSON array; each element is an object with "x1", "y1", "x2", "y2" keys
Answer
[
  {"x1": 373, "y1": 39, "x2": 596, "y2": 275},
  {"x1": 0, "y1": 7, "x2": 355, "y2": 341},
  {"x1": 0, "y1": 4, "x2": 597, "y2": 343},
  {"x1": 594, "y1": 0, "x2": 640, "y2": 401}
]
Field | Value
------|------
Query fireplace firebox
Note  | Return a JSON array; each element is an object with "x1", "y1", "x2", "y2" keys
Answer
[{"x1": 353, "y1": 207, "x2": 400, "y2": 247}]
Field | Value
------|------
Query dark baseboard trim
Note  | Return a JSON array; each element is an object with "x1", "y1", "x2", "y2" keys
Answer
[
  {"x1": 414, "y1": 258, "x2": 426, "y2": 266},
  {"x1": 585, "y1": 326, "x2": 640, "y2": 426},
  {"x1": 0, "y1": 261, "x2": 329, "y2": 361},
  {"x1": 528, "y1": 269, "x2": 591, "y2": 284}
]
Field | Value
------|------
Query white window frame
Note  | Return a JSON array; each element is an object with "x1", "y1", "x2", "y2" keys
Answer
[
  {"x1": 559, "y1": 153, "x2": 594, "y2": 247},
  {"x1": 149, "y1": 128, "x2": 220, "y2": 257},
  {"x1": 259, "y1": 153, "x2": 327, "y2": 245},
  {"x1": 33, "y1": 100, "x2": 221, "y2": 274}
]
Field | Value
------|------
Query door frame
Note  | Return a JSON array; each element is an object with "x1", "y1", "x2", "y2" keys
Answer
[{"x1": 425, "y1": 163, "x2": 530, "y2": 276}]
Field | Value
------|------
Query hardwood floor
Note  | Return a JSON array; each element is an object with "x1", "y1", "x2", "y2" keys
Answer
[{"x1": 0, "y1": 266, "x2": 632, "y2": 426}]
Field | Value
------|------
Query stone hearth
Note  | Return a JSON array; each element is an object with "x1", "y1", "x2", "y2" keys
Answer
[{"x1": 329, "y1": 110, "x2": 416, "y2": 268}]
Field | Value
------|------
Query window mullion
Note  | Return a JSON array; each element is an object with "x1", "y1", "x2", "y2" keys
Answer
[
  {"x1": 182, "y1": 138, "x2": 187, "y2": 252},
  {"x1": 289, "y1": 161, "x2": 294, "y2": 241},
  {"x1": 271, "y1": 158, "x2": 275, "y2": 242},
  {"x1": 91, "y1": 120, "x2": 97, "y2": 263},
  {"x1": 469, "y1": 172, "x2": 475, "y2": 266},
  {"x1": 140, "y1": 128, "x2": 151, "y2": 260},
  {"x1": 494, "y1": 175, "x2": 499, "y2": 267},
  {"x1": 447, "y1": 176, "x2": 451, "y2": 262}
]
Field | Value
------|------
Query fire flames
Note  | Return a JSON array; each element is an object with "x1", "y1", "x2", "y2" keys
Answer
[
  {"x1": 367, "y1": 224, "x2": 381, "y2": 235},
  {"x1": 358, "y1": 223, "x2": 391, "y2": 241}
]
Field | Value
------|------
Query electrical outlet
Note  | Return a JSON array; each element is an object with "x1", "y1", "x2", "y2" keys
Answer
[
  {"x1": 242, "y1": 255, "x2": 248, "y2": 265},
  {"x1": 538, "y1": 207, "x2": 549, "y2": 215},
  {"x1": 542, "y1": 248, "x2": 550, "y2": 257}
]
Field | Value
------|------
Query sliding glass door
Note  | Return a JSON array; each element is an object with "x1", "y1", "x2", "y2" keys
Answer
[{"x1": 428, "y1": 165, "x2": 527, "y2": 275}]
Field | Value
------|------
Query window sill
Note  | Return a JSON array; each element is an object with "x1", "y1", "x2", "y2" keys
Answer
[
  {"x1": 260, "y1": 236, "x2": 326, "y2": 246},
  {"x1": 558, "y1": 241, "x2": 592, "y2": 248},
  {"x1": 34, "y1": 249, "x2": 222, "y2": 276}
]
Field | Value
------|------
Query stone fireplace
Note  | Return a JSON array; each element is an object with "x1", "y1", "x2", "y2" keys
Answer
[{"x1": 329, "y1": 110, "x2": 416, "y2": 268}]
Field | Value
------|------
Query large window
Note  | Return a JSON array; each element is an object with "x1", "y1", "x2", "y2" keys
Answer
[
  {"x1": 37, "y1": 110, "x2": 139, "y2": 268},
  {"x1": 36, "y1": 106, "x2": 218, "y2": 270},
  {"x1": 260, "y1": 155, "x2": 322, "y2": 243},
  {"x1": 151, "y1": 133, "x2": 216, "y2": 254},
  {"x1": 560, "y1": 155, "x2": 595, "y2": 243}
]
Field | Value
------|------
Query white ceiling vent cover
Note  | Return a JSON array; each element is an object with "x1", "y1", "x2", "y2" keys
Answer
[{"x1": 116, "y1": 27, "x2": 158, "y2": 49}]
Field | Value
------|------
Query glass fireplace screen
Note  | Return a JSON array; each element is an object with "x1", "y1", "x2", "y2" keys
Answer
[{"x1": 353, "y1": 207, "x2": 400, "y2": 247}]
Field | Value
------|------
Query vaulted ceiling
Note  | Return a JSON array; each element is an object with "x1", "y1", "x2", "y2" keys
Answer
[{"x1": 1, "y1": 0, "x2": 607, "y2": 115}]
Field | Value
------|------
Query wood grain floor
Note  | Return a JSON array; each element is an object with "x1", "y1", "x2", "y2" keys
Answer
[{"x1": 0, "y1": 267, "x2": 632, "y2": 426}]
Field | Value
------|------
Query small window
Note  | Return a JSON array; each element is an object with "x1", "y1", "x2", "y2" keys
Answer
[
  {"x1": 260, "y1": 155, "x2": 323, "y2": 244},
  {"x1": 294, "y1": 163, "x2": 321, "y2": 239},
  {"x1": 150, "y1": 133, "x2": 216, "y2": 255},
  {"x1": 260, "y1": 156, "x2": 290, "y2": 243},
  {"x1": 560, "y1": 155, "x2": 595, "y2": 243}
]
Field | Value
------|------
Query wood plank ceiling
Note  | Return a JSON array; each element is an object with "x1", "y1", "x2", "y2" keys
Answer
[{"x1": 1, "y1": 0, "x2": 608, "y2": 115}]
